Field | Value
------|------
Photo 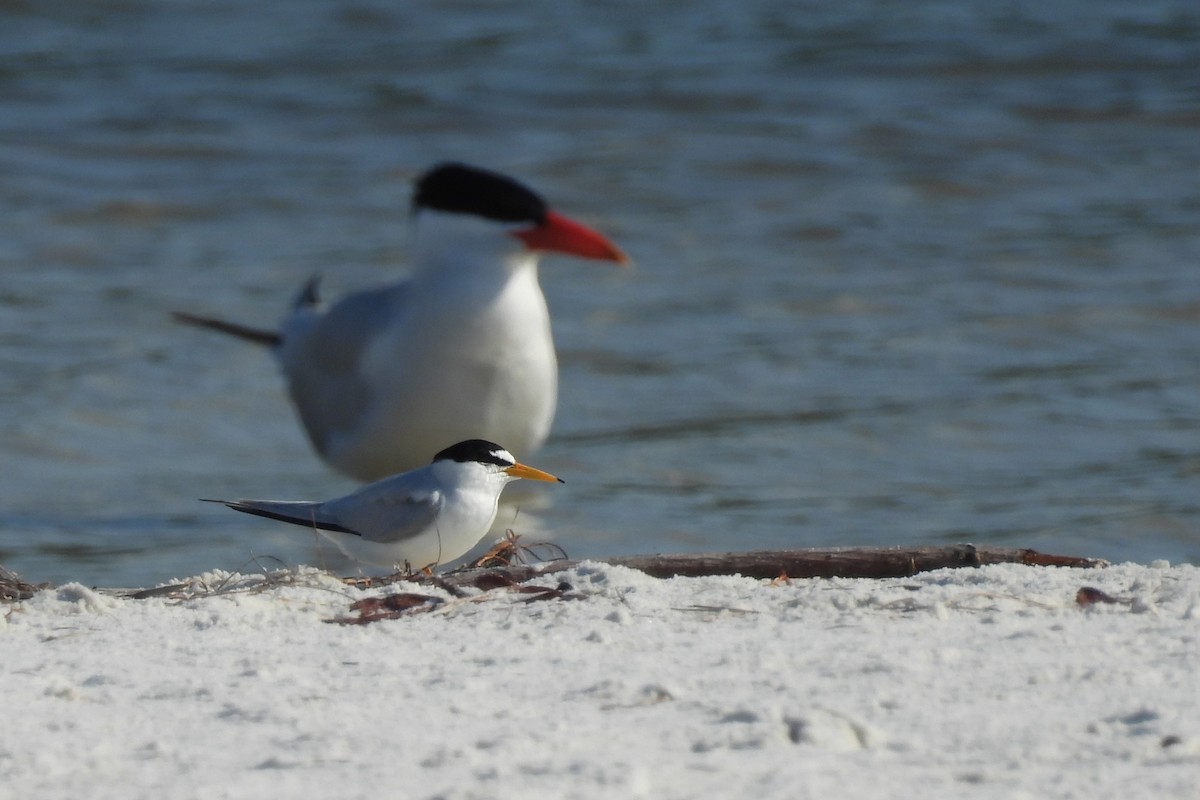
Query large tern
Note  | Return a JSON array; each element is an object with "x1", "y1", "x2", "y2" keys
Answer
[
  {"x1": 176, "y1": 163, "x2": 627, "y2": 481},
  {"x1": 206, "y1": 439, "x2": 563, "y2": 570}
]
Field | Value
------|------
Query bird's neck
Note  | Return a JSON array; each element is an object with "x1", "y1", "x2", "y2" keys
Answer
[{"x1": 411, "y1": 246, "x2": 540, "y2": 303}]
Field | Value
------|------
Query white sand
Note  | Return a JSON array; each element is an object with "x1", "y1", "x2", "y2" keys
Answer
[{"x1": 3, "y1": 561, "x2": 1198, "y2": 799}]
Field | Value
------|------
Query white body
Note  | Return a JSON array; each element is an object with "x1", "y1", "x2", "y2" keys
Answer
[{"x1": 277, "y1": 214, "x2": 557, "y2": 481}]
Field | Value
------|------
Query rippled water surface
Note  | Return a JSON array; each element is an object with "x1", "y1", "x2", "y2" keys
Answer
[{"x1": 3, "y1": 0, "x2": 1199, "y2": 586}]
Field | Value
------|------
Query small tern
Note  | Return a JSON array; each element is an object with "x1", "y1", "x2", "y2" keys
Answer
[
  {"x1": 206, "y1": 439, "x2": 563, "y2": 570},
  {"x1": 176, "y1": 162, "x2": 627, "y2": 481}
]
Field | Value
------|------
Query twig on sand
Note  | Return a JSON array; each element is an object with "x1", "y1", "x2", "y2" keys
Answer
[
  {"x1": 472, "y1": 530, "x2": 569, "y2": 569},
  {"x1": 1, "y1": 565, "x2": 48, "y2": 602},
  {"x1": 327, "y1": 592, "x2": 447, "y2": 624}
]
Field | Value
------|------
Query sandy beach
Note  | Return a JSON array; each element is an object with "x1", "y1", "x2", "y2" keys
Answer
[{"x1": 3, "y1": 559, "x2": 1197, "y2": 799}]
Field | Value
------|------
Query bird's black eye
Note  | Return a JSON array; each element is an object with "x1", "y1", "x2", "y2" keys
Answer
[
  {"x1": 413, "y1": 163, "x2": 548, "y2": 225},
  {"x1": 433, "y1": 439, "x2": 514, "y2": 467}
]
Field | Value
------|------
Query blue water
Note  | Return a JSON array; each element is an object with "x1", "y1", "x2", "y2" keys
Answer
[{"x1": 2, "y1": 0, "x2": 1199, "y2": 587}]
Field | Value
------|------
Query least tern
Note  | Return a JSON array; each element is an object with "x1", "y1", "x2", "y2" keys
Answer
[
  {"x1": 176, "y1": 162, "x2": 627, "y2": 481},
  {"x1": 206, "y1": 439, "x2": 563, "y2": 570}
]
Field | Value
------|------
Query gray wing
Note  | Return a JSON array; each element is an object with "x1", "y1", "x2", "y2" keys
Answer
[
  {"x1": 277, "y1": 282, "x2": 409, "y2": 456},
  {"x1": 323, "y1": 477, "x2": 445, "y2": 545}
]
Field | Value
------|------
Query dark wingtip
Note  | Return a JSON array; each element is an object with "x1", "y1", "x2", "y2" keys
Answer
[{"x1": 172, "y1": 312, "x2": 282, "y2": 347}]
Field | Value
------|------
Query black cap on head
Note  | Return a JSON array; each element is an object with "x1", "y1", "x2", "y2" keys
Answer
[
  {"x1": 413, "y1": 163, "x2": 548, "y2": 225},
  {"x1": 432, "y1": 439, "x2": 515, "y2": 468}
]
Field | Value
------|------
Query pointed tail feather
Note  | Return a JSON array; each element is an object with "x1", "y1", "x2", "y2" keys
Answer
[
  {"x1": 293, "y1": 275, "x2": 322, "y2": 309},
  {"x1": 201, "y1": 498, "x2": 357, "y2": 535},
  {"x1": 172, "y1": 311, "x2": 282, "y2": 347}
]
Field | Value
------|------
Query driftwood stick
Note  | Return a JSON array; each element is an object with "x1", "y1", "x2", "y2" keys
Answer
[
  {"x1": 428, "y1": 545, "x2": 1106, "y2": 590},
  {"x1": 13, "y1": 545, "x2": 1105, "y2": 599}
]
